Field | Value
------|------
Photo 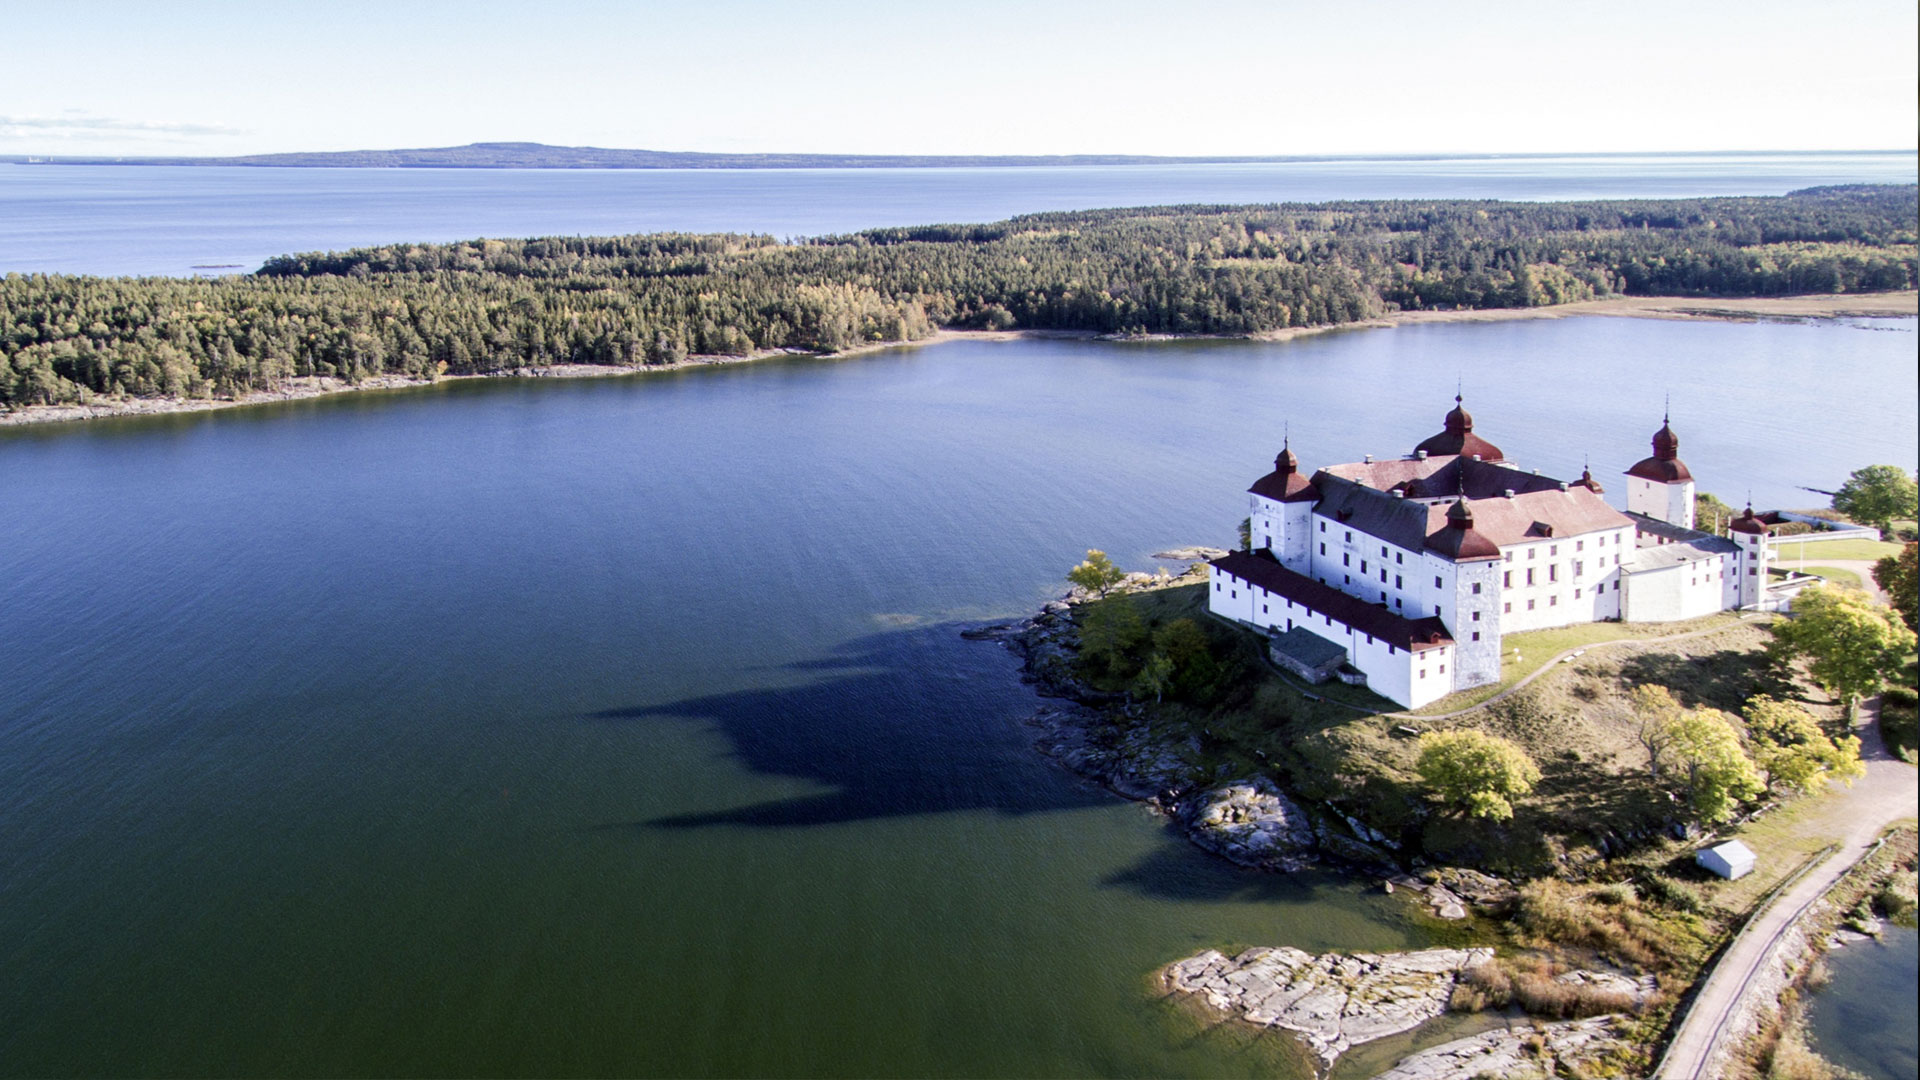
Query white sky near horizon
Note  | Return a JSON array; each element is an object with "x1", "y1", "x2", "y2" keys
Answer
[{"x1": 4, "y1": 0, "x2": 1915, "y2": 158}]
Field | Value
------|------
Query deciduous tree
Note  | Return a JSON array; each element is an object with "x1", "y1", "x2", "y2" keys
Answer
[
  {"x1": 1743, "y1": 695, "x2": 1865, "y2": 795},
  {"x1": 1414, "y1": 730, "x2": 1541, "y2": 821},
  {"x1": 1661, "y1": 708, "x2": 1764, "y2": 823},
  {"x1": 1873, "y1": 542, "x2": 1918, "y2": 632},
  {"x1": 1771, "y1": 585, "x2": 1918, "y2": 719},
  {"x1": 1832, "y1": 465, "x2": 1919, "y2": 533},
  {"x1": 1067, "y1": 549, "x2": 1126, "y2": 597}
]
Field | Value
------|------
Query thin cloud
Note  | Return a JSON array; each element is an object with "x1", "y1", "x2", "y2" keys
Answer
[{"x1": 0, "y1": 114, "x2": 246, "y2": 140}]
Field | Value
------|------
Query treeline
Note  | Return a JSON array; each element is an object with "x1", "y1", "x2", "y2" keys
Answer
[{"x1": 3, "y1": 185, "x2": 1914, "y2": 407}]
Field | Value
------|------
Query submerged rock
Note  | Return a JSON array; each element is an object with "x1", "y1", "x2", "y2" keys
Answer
[
  {"x1": 1164, "y1": 945, "x2": 1495, "y2": 1068},
  {"x1": 1152, "y1": 546, "x2": 1229, "y2": 562}
]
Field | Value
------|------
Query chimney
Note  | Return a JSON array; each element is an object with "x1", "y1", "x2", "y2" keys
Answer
[
  {"x1": 1416, "y1": 450, "x2": 1428, "y2": 460},
  {"x1": 1364, "y1": 454, "x2": 1374, "y2": 464},
  {"x1": 1504, "y1": 489, "x2": 1516, "y2": 499},
  {"x1": 1558, "y1": 481, "x2": 1569, "y2": 491},
  {"x1": 1393, "y1": 489, "x2": 1405, "y2": 499}
]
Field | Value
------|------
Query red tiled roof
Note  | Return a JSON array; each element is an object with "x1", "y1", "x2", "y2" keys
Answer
[
  {"x1": 1626, "y1": 456, "x2": 1694, "y2": 483},
  {"x1": 1413, "y1": 397, "x2": 1506, "y2": 462},
  {"x1": 1251, "y1": 470, "x2": 1318, "y2": 502},
  {"x1": 1312, "y1": 467, "x2": 1630, "y2": 557},
  {"x1": 1212, "y1": 549, "x2": 1453, "y2": 652},
  {"x1": 1249, "y1": 445, "x2": 1320, "y2": 502}
]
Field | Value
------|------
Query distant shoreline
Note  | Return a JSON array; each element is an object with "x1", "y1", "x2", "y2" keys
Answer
[
  {"x1": 3, "y1": 143, "x2": 1910, "y2": 171},
  {"x1": 3, "y1": 292, "x2": 1912, "y2": 429}
]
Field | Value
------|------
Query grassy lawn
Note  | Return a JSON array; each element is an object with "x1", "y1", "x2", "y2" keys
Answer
[
  {"x1": 1770, "y1": 537, "x2": 1904, "y2": 562},
  {"x1": 1798, "y1": 565, "x2": 1864, "y2": 587},
  {"x1": 1400, "y1": 612, "x2": 1752, "y2": 717}
]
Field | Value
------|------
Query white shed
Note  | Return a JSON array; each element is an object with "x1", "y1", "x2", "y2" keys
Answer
[{"x1": 1696, "y1": 839, "x2": 1756, "y2": 880}]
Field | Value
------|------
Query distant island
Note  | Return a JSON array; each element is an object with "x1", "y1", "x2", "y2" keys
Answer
[
  {"x1": 0, "y1": 141, "x2": 1900, "y2": 170},
  {"x1": 1, "y1": 186, "x2": 1914, "y2": 418}
]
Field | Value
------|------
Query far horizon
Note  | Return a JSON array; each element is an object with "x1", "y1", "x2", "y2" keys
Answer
[
  {"x1": 6, "y1": 142, "x2": 1914, "y2": 168},
  {"x1": 4, "y1": 1, "x2": 1912, "y2": 159}
]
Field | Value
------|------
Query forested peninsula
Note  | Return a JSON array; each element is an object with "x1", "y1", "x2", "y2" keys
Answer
[{"x1": 2, "y1": 186, "x2": 1914, "y2": 410}]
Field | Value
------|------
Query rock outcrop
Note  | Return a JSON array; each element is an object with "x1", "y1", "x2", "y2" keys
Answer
[
  {"x1": 1371, "y1": 1016, "x2": 1625, "y2": 1080},
  {"x1": 1182, "y1": 779, "x2": 1318, "y2": 871},
  {"x1": 1164, "y1": 946, "x2": 1494, "y2": 1068}
]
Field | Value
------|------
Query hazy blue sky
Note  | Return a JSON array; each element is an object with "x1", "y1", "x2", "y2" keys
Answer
[{"x1": 4, "y1": 0, "x2": 1914, "y2": 157}]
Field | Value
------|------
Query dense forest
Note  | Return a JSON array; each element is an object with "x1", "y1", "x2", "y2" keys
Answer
[{"x1": 2, "y1": 185, "x2": 1913, "y2": 408}]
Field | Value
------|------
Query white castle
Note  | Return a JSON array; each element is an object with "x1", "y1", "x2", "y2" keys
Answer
[{"x1": 1207, "y1": 397, "x2": 1796, "y2": 708}]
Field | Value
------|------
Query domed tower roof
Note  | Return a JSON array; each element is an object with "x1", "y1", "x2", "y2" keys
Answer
[
  {"x1": 1728, "y1": 503, "x2": 1768, "y2": 535},
  {"x1": 1625, "y1": 410, "x2": 1694, "y2": 484},
  {"x1": 1427, "y1": 496, "x2": 1502, "y2": 561},
  {"x1": 1572, "y1": 462, "x2": 1605, "y2": 494},
  {"x1": 1413, "y1": 394, "x2": 1506, "y2": 462},
  {"x1": 1249, "y1": 438, "x2": 1317, "y2": 502}
]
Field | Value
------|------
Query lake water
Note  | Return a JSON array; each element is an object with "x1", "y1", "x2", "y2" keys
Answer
[
  {"x1": 1807, "y1": 926, "x2": 1918, "y2": 1080},
  {"x1": 2, "y1": 151, "x2": 1914, "y2": 277},
  {"x1": 1, "y1": 315, "x2": 1913, "y2": 1076}
]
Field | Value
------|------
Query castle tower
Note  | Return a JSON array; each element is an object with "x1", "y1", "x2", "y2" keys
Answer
[
  {"x1": 1247, "y1": 439, "x2": 1318, "y2": 571},
  {"x1": 1728, "y1": 503, "x2": 1772, "y2": 608},
  {"x1": 1413, "y1": 394, "x2": 1506, "y2": 462},
  {"x1": 1624, "y1": 411, "x2": 1695, "y2": 529}
]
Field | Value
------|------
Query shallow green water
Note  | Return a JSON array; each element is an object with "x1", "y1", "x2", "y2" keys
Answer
[{"x1": 1, "y1": 317, "x2": 1913, "y2": 1075}]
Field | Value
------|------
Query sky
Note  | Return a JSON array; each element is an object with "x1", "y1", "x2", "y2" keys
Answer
[{"x1": 4, "y1": 0, "x2": 1915, "y2": 158}]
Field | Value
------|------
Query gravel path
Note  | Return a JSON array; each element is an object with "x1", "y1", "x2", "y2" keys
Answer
[{"x1": 1655, "y1": 696, "x2": 1918, "y2": 1079}]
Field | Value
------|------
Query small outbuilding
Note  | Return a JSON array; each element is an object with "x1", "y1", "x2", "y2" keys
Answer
[{"x1": 1696, "y1": 839, "x2": 1756, "y2": 880}]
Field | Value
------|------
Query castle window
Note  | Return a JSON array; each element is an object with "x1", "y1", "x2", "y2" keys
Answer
[
  {"x1": 1396, "y1": 553, "x2": 1403, "y2": 564},
  {"x1": 1418, "y1": 669, "x2": 1426, "y2": 679},
  {"x1": 1504, "y1": 602, "x2": 1512, "y2": 613},
  {"x1": 1361, "y1": 560, "x2": 1368, "y2": 574},
  {"x1": 1231, "y1": 590, "x2": 1237, "y2": 598},
  {"x1": 1472, "y1": 631, "x2": 1481, "y2": 641},
  {"x1": 1215, "y1": 583, "x2": 1221, "y2": 591},
  {"x1": 1526, "y1": 569, "x2": 1535, "y2": 585},
  {"x1": 1434, "y1": 575, "x2": 1442, "y2": 589},
  {"x1": 1548, "y1": 565, "x2": 1558, "y2": 583},
  {"x1": 1576, "y1": 540, "x2": 1584, "y2": 551},
  {"x1": 1471, "y1": 611, "x2": 1480, "y2": 621},
  {"x1": 1345, "y1": 531, "x2": 1352, "y2": 542},
  {"x1": 1262, "y1": 604, "x2": 1268, "y2": 613},
  {"x1": 1320, "y1": 543, "x2": 1326, "y2": 555},
  {"x1": 1528, "y1": 548, "x2": 1536, "y2": 560},
  {"x1": 1549, "y1": 595, "x2": 1558, "y2": 606},
  {"x1": 1344, "y1": 575, "x2": 1351, "y2": 584},
  {"x1": 1264, "y1": 535, "x2": 1271, "y2": 548},
  {"x1": 1395, "y1": 599, "x2": 1402, "y2": 609},
  {"x1": 1343, "y1": 553, "x2": 1350, "y2": 567},
  {"x1": 1471, "y1": 583, "x2": 1482, "y2": 594},
  {"x1": 1574, "y1": 589, "x2": 1582, "y2": 599},
  {"x1": 1503, "y1": 571, "x2": 1512, "y2": 588},
  {"x1": 1439, "y1": 664, "x2": 1446, "y2": 674},
  {"x1": 1550, "y1": 545, "x2": 1558, "y2": 556},
  {"x1": 1527, "y1": 599, "x2": 1536, "y2": 610},
  {"x1": 1319, "y1": 522, "x2": 1325, "y2": 532},
  {"x1": 1396, "y1": 575, "x2": 1403, "y2": 589}
]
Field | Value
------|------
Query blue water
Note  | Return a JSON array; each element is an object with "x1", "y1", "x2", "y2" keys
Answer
[
  {"x1": 2, "y1": 151, "x2": 1913, "y2": 277},
  {"x1": 0, "y1": 316, "x2": 1912, "y2": 1076},
  {"x1": 1807, "y1": 926, "x2": 1918, "y2": 1080}
]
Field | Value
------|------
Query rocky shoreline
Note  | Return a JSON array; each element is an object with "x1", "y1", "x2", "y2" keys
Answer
[
  {"x1": 1164, "y1": 946, "x2": 1654, "y2": 1072},
  {"x1": 969, "y1": 581, "x2": 1456, "y2": 886},
  {"x1": 972, "y1": 582, "x2": 1661, "y2": 1076}
]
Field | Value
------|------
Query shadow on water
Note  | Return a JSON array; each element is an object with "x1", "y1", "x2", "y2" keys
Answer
[
  {"x1": 1099, "y1": 840, "x2": 1366, "y2": 905},
  {"x1": 585, "y1": 624, "x2": 1115, "y2": 829}
]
